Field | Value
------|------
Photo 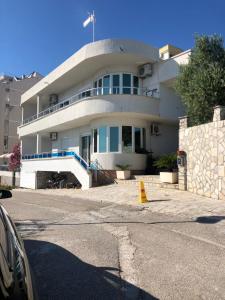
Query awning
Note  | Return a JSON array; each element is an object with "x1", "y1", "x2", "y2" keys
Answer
[{"x1": 0, "y1": 153, "x2": 13, "y2": 159}]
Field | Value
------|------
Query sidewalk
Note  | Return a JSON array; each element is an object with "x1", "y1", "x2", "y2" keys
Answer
[{"x1": 16, "y1": 183, "x2": 225, "y2": 219}]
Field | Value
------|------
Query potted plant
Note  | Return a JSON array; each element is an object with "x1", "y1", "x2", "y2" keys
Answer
[
  {"x1": 154, "y1": 153, "x2": 178, "y2": 183},
  {"x1": 116, "y1": 164, "x2": 131, "y2": 180}
]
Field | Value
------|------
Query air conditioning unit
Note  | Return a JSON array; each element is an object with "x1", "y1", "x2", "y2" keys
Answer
[
  {"x1": 50, "y1": 132, "x2": 58, "y2": 141},
  {"x1": 138, "y1": 63, "x2": 153, "y2": 78},
  {"x1": 150, "y1": 123, "x2": 160, "y2": 136}
]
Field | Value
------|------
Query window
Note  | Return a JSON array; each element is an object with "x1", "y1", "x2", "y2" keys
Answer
[
  {"x1": 98, "y1": 78, "x2": 102, "y2": 95},
  {"x1": 99, "y1": 127, "x2": 107, "y2": 153},
  {"x1": 135, "y1": 128, "x2": 141, "y2": 152},
  {"x1": 4, "y1": 136, "x2": 8, "y2": 151},
  {"x1": 142, "y1": 128, "x2": 146, "y2": 149},
  {"x1": 123, "y1": 74, "x2": 131, "y2": 94},
  {"x1": 93, "y1": 129, "x2": 97, "y2": 153},
  {"x1": 133, "y1": 76, "x2": 139, "y2": 95},
  {"x1": 4, "y1": 120, "x2": 9, "y2": 134},
  {"x1": 94, "y1": 73, "x2": 140, "y2": 96},
  {"x1": 112, "y1": 75, "x2": 120, "y2": 94},
  {"x1": 110, "y1": 127, "x2": 119, "y2": 152},
  {"x1": 94, "y1": 81, "x2": 98, "y2": 96},
  {"x1": 122, "y1": 126, "x2": 132, "y2": 153},
  {"x1": 103, "y1": 75, "x2": 110, "y2": 95}
]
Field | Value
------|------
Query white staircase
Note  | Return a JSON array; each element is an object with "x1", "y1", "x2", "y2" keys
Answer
[{"x1": 20, "y1": 151, "x2": 92, "y2": 190}]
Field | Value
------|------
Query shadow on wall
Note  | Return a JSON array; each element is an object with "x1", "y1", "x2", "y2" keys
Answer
[{"x1": 24, "y1": 240, "x2": 158, "y2": 300}]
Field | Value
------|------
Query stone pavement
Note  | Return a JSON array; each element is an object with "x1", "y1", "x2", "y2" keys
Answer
[{"x1": 17, "y1": 183, "x2": 225, "y2": 219}]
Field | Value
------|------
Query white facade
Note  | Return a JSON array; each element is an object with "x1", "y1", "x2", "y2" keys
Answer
[
  {"x1": 0, "y1": 73, "x2": 42, "y2": 159},
  {"x1": 18, "y1": 39, "x2": 190, "y2": 189}
]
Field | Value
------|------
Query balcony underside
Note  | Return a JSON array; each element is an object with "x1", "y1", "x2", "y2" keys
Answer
[{"x1": 18, "y1": 95, "x2": 161, "y2": 136}]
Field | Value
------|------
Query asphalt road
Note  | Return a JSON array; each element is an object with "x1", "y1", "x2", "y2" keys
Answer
[{"x1": 1, "y1": 190, "x2": 225, "y2": 300}]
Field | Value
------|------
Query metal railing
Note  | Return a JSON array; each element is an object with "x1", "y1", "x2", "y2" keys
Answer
[
  {"x1": 21, "y1": 87, "x2": 159, "y2": 125},
  {"x1": 22, "y1": 150, "x2": 89, "y2": 170}
]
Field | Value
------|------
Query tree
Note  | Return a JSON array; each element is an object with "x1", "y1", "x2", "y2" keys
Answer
[
  {"x1": 9, "y1": 143, "x2": 21, "y2": 186},
  {"x1": 175, "y1": 34, "x2": 225, "y2": 126}
]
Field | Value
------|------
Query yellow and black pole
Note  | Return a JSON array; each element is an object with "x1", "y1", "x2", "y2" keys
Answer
[{"x1": 138, "y1": 181, "x2": 149, "y2": 203}]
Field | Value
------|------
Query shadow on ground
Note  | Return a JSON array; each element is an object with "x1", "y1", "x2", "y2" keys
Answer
[
  {"x1": 25, "y1": 240, "x2": 158, "y2": 300},
  {"x1": 195, "y1": 216, "x2": 225, "y2": 224}
]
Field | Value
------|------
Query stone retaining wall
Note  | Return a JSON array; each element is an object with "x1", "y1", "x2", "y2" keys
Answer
[{"x1": 179, "y1": 106, "x2": 225, "y2": 200}]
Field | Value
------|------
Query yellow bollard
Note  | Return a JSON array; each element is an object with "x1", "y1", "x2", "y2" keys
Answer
[{"x1": 138, "y1": 181, "x2": 148, "y2": 203}]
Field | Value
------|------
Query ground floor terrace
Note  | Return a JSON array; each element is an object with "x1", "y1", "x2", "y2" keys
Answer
[{"x1": 20, "y1": 117, "x2": 178, "y2": 190}]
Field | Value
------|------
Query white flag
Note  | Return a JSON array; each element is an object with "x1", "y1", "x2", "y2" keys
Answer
[{"x1": 83, "y1": 14, "x2": 94, "y2": 28}]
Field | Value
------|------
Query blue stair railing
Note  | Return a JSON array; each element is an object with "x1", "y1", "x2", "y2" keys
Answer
[{"x1": 22, "y1": 150, "x2": 89, "y2": 171}]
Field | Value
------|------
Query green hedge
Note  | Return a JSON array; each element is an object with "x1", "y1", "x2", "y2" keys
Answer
[{"x1": 0, "y1": 185, "x2": 13, "y2": 190}]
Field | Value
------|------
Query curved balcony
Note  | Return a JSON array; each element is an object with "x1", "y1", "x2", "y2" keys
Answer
[
  {"x1": 22, "y1": 87, "x2": 159, "y2": 125},
  {"x1": 18, "y1": 87, "x2": 160, "y2": 136}
]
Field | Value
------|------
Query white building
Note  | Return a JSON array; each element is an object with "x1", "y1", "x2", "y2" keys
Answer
[
  {"x1": 18, "y1": 39, "x2": 190, "y2": 189},
  {"x1": 0, "y1": 72, "x2": 42, "y2": 169}
]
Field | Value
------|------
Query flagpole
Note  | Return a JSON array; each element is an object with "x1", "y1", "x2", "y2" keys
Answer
[{"x1": 92, "y1": 10, "x2": 95, "y2": 42}]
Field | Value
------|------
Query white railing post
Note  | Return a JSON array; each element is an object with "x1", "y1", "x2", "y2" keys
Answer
[{"x1": 37, "y1": 95, "x2": 40, "y2": 116}]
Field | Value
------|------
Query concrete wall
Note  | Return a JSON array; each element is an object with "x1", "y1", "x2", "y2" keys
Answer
[
  {"x1": 0, "y1": 171, "x2": 20, "y2": 186},
  {"x1": 158, "y1": 50, "x2": 190, "y2": 83},
  {"x1": 22, "y1": 136, "x2": 36, "y2": 154},
  {"x1": 21, "y1": 157, "x2": 92, "y2": 190},
  {"x1": 51, "y1": 125, "x2": 90, "y2": 154},
  {"x1": 179, "y1": 106, "x2": 225, "y2": 200},
  {"x1": 92, "y1": 153, "x2": 147, "y2": 170},
  {"x1": 150, "y1": 123, "x2": 178, "y2": 156},
  {"x1": 159, "y1": 84, "x2": 185, "y2": 120}
]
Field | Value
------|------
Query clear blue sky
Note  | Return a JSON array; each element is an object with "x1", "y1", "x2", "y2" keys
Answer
[{"x1": 0, "y1": 0, "x2": 224, "y2": 76}]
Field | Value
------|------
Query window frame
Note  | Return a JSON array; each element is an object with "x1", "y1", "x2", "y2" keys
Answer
[
  {"x1": 109, "y1": 126, "x2": 119, "y2": 152},
  {"x1": 98, "y1": 126, "x2": 107, "y2": 153},
  {"x1": 91, "y1": 125, "x2": 146, "y2": 154},
  {"x1": 93, "y1": 73, "x2": 139, "y2": 96},
  {"x1": 122, "y1": 125, "x2": 133, "y2": 153}
]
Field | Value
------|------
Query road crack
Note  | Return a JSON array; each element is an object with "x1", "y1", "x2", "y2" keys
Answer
[{"x1": 89, "y1": 210, "x2": 140, "y2": 299}]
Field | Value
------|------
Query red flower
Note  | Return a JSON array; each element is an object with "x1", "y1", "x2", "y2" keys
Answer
[{"x1": 9, "y1": 143, "x2": 21, "y2": 172}]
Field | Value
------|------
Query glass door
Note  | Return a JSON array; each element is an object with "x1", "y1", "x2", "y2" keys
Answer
[{"x1": 81, "y1": 135, "x2": 91, "y2": 163}]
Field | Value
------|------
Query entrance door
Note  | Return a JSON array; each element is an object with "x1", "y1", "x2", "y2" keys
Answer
[{"x1": 81, "y1": 135, "x2": 91, "y2": 163}]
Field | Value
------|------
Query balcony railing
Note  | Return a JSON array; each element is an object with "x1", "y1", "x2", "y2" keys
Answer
[{"x1": 21, "y1": 87, "x2": 159, "y2": 126}]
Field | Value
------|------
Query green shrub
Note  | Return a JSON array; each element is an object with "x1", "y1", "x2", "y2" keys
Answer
[
  {"x1": 0, "y1": 185, "x2": 13, "y2": 190},
  {"x1": 153, "y1": 153, "x2": 177, "y2": 172},
  {"x1": 116, "y1": 164, "x2": 131, "y2": 171}
]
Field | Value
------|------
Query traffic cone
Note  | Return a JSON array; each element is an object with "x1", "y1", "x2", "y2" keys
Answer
[{"x1": 138, "y1": 181, "x2": 148, "y2": 203}]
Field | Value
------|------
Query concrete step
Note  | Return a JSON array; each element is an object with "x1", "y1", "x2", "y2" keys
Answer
[
  {"x1": 115, "y1": 179, "x2": 179, "y2": 190},
  {"x1": 132, "y1": 175, "x2": 160, "y2": 183}
]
